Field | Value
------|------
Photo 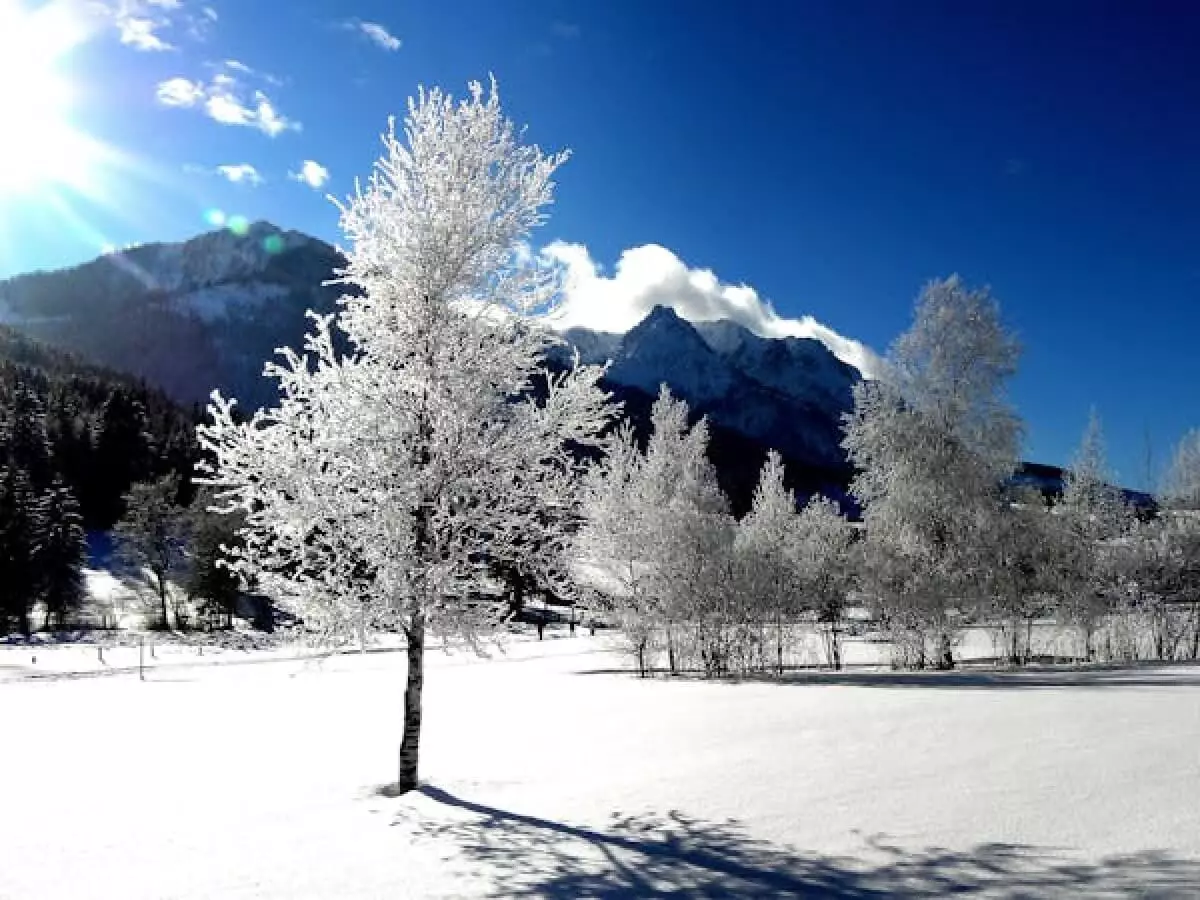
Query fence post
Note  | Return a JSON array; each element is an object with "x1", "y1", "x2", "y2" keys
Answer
[{"x1": 139, "y1": 636, "x2": 145, "y2": 682}]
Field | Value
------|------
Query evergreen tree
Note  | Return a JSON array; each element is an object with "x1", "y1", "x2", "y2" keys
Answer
[
  {"x1": 33, "y1": 479, "x2": 87, "y2": 631},
  {"x1": 3, "y1": 384, "x2": 52, "y2": 491},
  {"x1": 186, "y1": 490, "x2": 243, "y2": 629},
  {"x1": 91, "y1": 391, "x2": 156, "y2": 529},
  {"x1": 0, "y1": 467, "x2": 39, "y2": 636}
]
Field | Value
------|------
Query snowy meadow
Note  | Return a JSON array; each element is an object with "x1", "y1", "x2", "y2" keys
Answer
[
  {"x1": 3, "y1": 634, "x2": 1200, "y2": 899},
  {"x1": 6, "y1": 72, "x2": 1200, "y2": 900}
]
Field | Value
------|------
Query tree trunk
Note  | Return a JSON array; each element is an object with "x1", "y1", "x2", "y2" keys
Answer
[
  {"x1": 936, "y1": 629, "x2": 954, "y2": 670},
  {"x1": 156, "y1": 570, "x2": 170, "y2": 630},
  {"x1": 396, "y1": 613, "x2": 426, "y2": 794},
  {"x1": 776, "y1": 616, "x2": 784, "y2": 677},
  {"x1": 830, "y1": 620, "x2": 842, "y2": 671}
]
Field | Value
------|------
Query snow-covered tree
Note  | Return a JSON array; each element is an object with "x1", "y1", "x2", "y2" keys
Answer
[
  {"x1": 576, "y1": 422, "x2": 656, "y2": 674},
  {"x1": 843, "y1": 276, "x2": 1021, "y2": 669},
  {"x1": 0, "y1": 467, "x2": 38, "y2": 636},
  {"x1": 1056, "y1": 410, "x2": 1130, "y2": 659},
  {"x1": 198, "y1": 79, "x2": 614, "y2": 793},
  {"x1": 735, "y1": 451, "x2": 801, "y2": 674},
  {"x1": 33, "y1": 479, "x2": 87, "y2": 631},
  {"x1": 577, "y1": 387, "x2": 732, "y2": 675},
  {"x1": 1161, "y1": 429, "x2": 1200, "y2": 511},
  {"x1": 114, "y1": 475, "x2": 189, "y2": 630},
  {"x1": 983, "y1": 487, "x2": 1065, "y2": 664},
  {"x1": 639, "y1": 387, "x2": 731, "y2": 674},
  {"x1": 794, "y1": 495, "x2": 855, "y2": 670}
]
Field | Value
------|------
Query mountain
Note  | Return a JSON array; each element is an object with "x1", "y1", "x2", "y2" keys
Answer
[
  {"x1": 0, "y1": 222, "x2": 345, "y2": 411},
  {"x1": 561, "y1": 305, "x2": 861, "y2": 472}
]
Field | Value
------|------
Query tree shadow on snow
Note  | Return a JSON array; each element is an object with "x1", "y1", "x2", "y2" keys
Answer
[
  {"x1": 574, "y1": 661, "x2": 1200, "y2": 691},
  {"x1": 398, "y1": 785, "x2": 1200, "y2": 898}
]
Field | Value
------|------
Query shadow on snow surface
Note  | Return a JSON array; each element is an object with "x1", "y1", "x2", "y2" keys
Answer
[
  {"x1": 571, "y1": 661, "x2": 1200, "y2": 691},
  {"x1": 396, "y1": 785, "x2": 1200, "y2": 898}
]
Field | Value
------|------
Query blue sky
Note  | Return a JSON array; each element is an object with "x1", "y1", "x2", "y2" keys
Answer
[{"x1": 1, "y1": 0, "x2": 1198, "y2": 489}]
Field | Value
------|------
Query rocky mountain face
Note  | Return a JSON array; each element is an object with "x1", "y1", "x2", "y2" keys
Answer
[
  {"x1": 0, "y1": 222, "x2": 345, "y2": 411},
  {"x1": 561, "y1": 304, "x2": 861, "y2": 471}
]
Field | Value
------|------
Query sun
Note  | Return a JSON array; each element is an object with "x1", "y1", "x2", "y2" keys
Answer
[{"x1": 0, "y1": 0, "x2": 102, "y2": 195}]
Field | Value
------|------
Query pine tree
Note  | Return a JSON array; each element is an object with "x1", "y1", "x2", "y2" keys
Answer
[
  {"x1": 0, "y1": 467, "x2": 39, "y2": 636},
  {"x1": 4, "y1": 384, "x2": 53, "y2": 491},
  {"x1": 33, "y1": 479, "x2": 87, "y2": 631},
  {"x1": 186, "y1": 489, "x2": 243, "y2": 629},
  {"x1": 198, "y1": 79, "x2": 614, "y2": 793},
  {"x1": 91, "y1": 391, "x2": 156, "y2": 528}
]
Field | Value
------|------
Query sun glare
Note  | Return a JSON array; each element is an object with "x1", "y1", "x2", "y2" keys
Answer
[{"x1": 0, "y1": 0, "x2": 101, "y2": 195}]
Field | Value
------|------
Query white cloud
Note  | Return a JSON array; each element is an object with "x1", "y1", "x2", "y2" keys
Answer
[
  {"x1": 116, "y1": 15, "x2": 172, "y2": 50},
  {"x1": 155, "y1": 67, "x2": 300, "y2": 136},
  {"x1": 344, "y1": 19, "x2": 401, "y2": 51},
  {"x1": 289, "y1": 159, "x2": 329, "y2": 190},
  {"x1": 155, "y1": 76, "x2": 204, "y2": 106},
  {"x1": 542, "y1": 242, "x2": 881, "y2": 377},
  {"x1": 216, "y1": 163, "x2": 262, "y2": 185},
  {"x1": 90, "y1": 0, "x2": 188, "y2": 51}
]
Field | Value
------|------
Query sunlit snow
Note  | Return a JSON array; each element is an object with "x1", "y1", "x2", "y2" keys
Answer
[{"x1": 2, "y1": 634, "x2": 1198, "y2": 898}]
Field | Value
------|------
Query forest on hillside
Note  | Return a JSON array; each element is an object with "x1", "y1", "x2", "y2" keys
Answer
[{"x1": 0, "y1": 324, "x2": 240, "y2": 635}]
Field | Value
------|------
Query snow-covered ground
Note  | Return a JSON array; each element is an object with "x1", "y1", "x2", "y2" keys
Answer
[{"x1": 2, "y1": 634, "x2": 1199, "y2": 898}]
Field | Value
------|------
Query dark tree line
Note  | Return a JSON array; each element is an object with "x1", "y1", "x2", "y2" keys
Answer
[{"x1": 0, "y1": 328, "x2": 241, "y2": 635}]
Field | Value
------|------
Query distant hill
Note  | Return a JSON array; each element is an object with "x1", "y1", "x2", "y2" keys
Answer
[{"x1": 0, "y1": 221, "x2": 344, "y2": 411}]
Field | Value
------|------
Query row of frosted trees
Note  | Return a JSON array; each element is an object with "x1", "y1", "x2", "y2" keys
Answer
[{"x1": 579, "y1": 277, "x2": 1200, "y2": 675}]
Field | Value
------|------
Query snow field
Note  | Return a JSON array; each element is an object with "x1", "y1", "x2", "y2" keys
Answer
[{"x1": 2, "y1": 635, "x2": 1199, "y2": 898}]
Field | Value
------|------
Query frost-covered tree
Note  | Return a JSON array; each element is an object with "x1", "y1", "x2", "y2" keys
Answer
[
  {"x1": 638, "y1": 388, "x2": 731, "y2": 674},
  {"x1": 114, "y1": 475, "x2": 190, "y2": 630},
  {"x1": 577, "y1": 422, "x2": 657, "y2": 673},
  {"x1": 578, "y1": 387, "x2": 733, "y2": 676},
  {"x1": 984, "y1": 487, "x2": 1065, "y2": 664},
  {"x1": 795, "y1": 495, "x2": 855, "y2": 670},
  {"x1": 0, "y1": 467, "x2": 38, "y2": 636},
  {"x1": 843, "y1": 276, "x2": 1021, "y2": 669},
  {"x1": 736, "y1": 451, "x2": 801, "y2": 674},
  {"x1": 1161, "y1": 429, "x2": 1200, "y2": 511},
  {"x1": 1056, "y1": 410, "x2": 1130, "y2": 659},
  {"x1": 199, "y1": 80, "x2": 613, "y2": 793},
  {"x1": 33, "y1": 479, "x2": 87, "y2": 631}
]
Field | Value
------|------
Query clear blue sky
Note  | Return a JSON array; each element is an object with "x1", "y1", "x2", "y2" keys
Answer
[{"x1": 2, "y1": 0, "x2": 1198, "y2": 489}]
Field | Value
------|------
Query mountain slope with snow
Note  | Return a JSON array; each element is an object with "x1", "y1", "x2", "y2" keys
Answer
[
  {"x1": 559, "y1": 305, "x2": 860, "y2": 470},
  {"x1": 0, "y1": 222, "x2": 345, "y2": 410}
]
